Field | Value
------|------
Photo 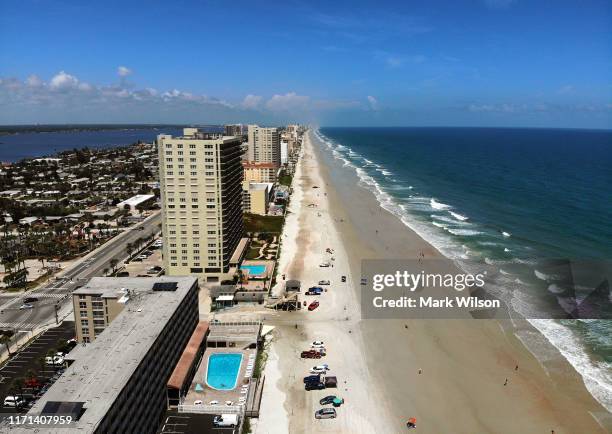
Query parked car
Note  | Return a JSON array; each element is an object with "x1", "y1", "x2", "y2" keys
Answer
[
  {"x1": 315, "y1": 408, "x2": 337, "y2": 419},
  {"x1": 310, "y1": 364, "x2": 329, "y2": 374},
  {"x1": 342, "y1": 276, "x2": 347, "y2": 283},
  {"x1": 136, "y1": 255, "x2": 148, "y2": 260},
  {"x1": 319, "y1": 395, "x2": 337, "y2": 405},
  {"x1": 23, "y1": 297, "x2": 39, "y2": 303},
  {"x1": 308, "y1": 300, "x2": 320, "y2": 311},
  {"x1": 66, "y1": 338, "x2": 77, "y2": 349},
  {"x1": 318, "y1": 280, "x2": 330, "y2": 285},
  {"x1": 305, "y1": 287, "x2": 323, "y2": 295},
  {"x1": 319, "y1": 262, "x2": 331, "y2": 267},
  {"x1": 301, "y1": 350, "x2": 323, "y2": 359},
  {"x1": 303, "y1": 374, "x2": 321, "y2": 384},
  {"x1": 3, "y1": 396, "x2": 24, "y2": 408},
  {"x1": 45, "y1": 356, "x2": 64, "y2": 366},
  {"x1": 19, "y1": 304, "x2": 34, "y2": 310},
  {"x1": 312, "y1": 341, "x2": 325, "y2": 347},
  {"x1": 147, "y1": 266, "x2": 162, "y2": 274},
  {"x1": 213, "y1": 414, "x2": 238, "y2": 427},
  {"x1": 116, "y1": 271, "x2": 130, "y2": 277},
  {"x1": 305, "y1": 382, "x2": 326, "y2": 391}
]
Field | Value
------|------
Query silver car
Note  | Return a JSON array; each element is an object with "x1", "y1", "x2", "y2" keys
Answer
[{"x1": 315, "y1": 408, "x2": 337, "y2": 419}]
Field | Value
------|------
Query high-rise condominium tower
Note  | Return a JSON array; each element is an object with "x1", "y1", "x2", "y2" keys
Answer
[
  {"x1": 247, "y1": 125, "x2": 281, "y2": 169},
  {"x1": 158, "y1": 128, "x2": 244, "y2": 282}
]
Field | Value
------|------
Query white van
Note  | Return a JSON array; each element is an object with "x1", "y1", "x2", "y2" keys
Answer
[
  {"x1": 4, "y1": 395, "x2": 24, "y2": 408},
  {"x1": 213, "y1": 414, "x2": 238, "y2": 428}
]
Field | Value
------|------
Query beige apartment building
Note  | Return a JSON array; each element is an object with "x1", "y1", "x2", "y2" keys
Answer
[
  {"x1": 242, "y1": 181, "x2": 273, "y2": 215},
  {"x1": 247, "y1": 125, "x2": 281, "y2": 169},
  {"x1": 158, "y1": 128, "x2": 245, "y2": 282},
  {"x1": 73, "y1": 284, "x2": 127, "y2": 343},
  {"x1": 242, "y1": 161, "x2": 278, "y2": 183}
]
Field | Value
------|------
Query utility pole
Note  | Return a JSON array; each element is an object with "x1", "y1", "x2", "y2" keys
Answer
[{"x1": 54, "y1": 303, "x2": 59, "y2": 325}]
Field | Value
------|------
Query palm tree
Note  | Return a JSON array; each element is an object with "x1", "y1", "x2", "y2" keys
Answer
[
  {"x1": 126, "y1": 242, "x2": 133, "y2": 258},
  {"x1": 109, "y1": 258, "x2": 118, "y2": 274},
  {"x1": 0, "y1": 334, "x2": 12, "y2": 357},
  {"x1": 103, "y1": 267, "x2": 110, "y2": 276}
]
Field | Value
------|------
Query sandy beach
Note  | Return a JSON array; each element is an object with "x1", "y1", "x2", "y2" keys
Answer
[{"x1": 255, "y1": 130, "x2": 611, "y2": 434}]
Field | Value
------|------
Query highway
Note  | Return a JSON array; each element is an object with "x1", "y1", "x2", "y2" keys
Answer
[{"x1": 0, "y1": 212, "x2": 161, "y2": 333}]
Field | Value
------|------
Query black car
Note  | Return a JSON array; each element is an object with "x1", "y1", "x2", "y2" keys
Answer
[
  {"x1": 319, "y1": 395, "x2": 336, "y2": 405},
  {"x1": 303, "y1": 374, "x2": 321, "y2": 383},
  {"x1": 341, "y1": 276, "x2": 346, "y2": 283},
  {"x1": 305, "y1": 382, "x2": 326, "y2": 391},
  {"x1": 23, "y1": 297, "x2": 38, "y2": 303}
]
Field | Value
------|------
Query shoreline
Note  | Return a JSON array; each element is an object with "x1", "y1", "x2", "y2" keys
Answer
[
  {"x1": 311, "y1": 129, "x2": 611, "y2": 433},
  {"x1": 256, "y1": 129, "x2": 610, "y2": 433}
]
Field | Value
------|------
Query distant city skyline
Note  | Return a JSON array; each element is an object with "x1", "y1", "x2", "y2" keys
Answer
[{"x1": 0, "y1": 0, "x2": 610, "y2": 128}]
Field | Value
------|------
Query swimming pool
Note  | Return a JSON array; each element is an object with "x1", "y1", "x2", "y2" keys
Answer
[
  {"x1": 206, "y1": 353, "x2": 243, "y2": 390},
  {"x1": 241, "y1": 264, "x2": 267, "y2": 278}
]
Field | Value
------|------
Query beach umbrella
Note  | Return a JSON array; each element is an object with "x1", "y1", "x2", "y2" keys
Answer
[
  {"x1": 408, "y1": 418, "x2": 416, "y2": 424},
  {"x1": 332, "y1": 397, "x2": 343, "y2": 406}
]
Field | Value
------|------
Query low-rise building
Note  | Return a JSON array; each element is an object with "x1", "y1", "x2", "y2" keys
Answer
[
  {"x1": 242, "y1": 182, "x2": 273, "y2": 215},
  {"x1": 8, "y1": 276, "x2": 199, "y2": 434},
  {"x1": 243, "y1": 161, "x2": 278, "y2": 183}
]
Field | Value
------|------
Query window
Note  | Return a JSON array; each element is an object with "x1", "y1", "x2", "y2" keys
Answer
[
  {"x1": 79, "y1": 302, "x2": 87, "y2": 309},
  {"x1": 83, "y1": 336, "x2": 90, "y2": 343},
  {"x1": 171, "y1": 262, "x2": 177, "y2": 266},
  {"x1": 166, "y1": 158, "x2": 173, "y2": 162},
  {"x1": 189, "y1": 144, "x2": 196, "y2": 149},
  {"x1": 80, "y1": 310, "x2": 88, "y2": 318},
  {"x1": 192, "y1": 204, "x2": 198, "y2": 209},
  {"x1": 190, "y1": 172, "x2": 197, "y2": 176},
  {"x1": 165, "y1": 150, "x2": 172, "y2": 155},
  {"x1": 79, "y1": 295, "x2": 86, "y2": 300},
  {"x1": 189, "y1": 151, "x2": 196, "y2": 155},
  {"x1": 165, "y1": 144, "x2": 172, "y2": 149},
  {"x1": 80, "y1": 319, "x2": 89, "y2": 327},
  {"x1": 177, "y1": 144, "x2": 183, "y2": 148}
]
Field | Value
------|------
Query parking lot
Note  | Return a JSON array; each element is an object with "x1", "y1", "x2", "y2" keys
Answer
[
  {"x1": 123, "y1": 239, "x2": 163, "y2": 277},
  {"x1": 0, "y1": 321, "x2": 75, "y2": 412},
  {"x1": 158, "y1": 411, "x2": 236, "y2": 434}
]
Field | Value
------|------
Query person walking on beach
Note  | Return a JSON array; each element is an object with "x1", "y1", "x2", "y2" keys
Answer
[{"x1": 503, "y1": 378, "x2": 508, "y2": 386}]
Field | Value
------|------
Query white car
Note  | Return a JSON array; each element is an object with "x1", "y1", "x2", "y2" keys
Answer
[
  {"x1": 19, "y1": 304, "x2": 34, "y2": 310},
  {"x1": 318, "y1": 280, "x2": 331, "y2": 285},
  {"x1": 312, "y1": 341, "x2": 325, "y2": 347},
  {"x1": 45, "y1": 356, "x2": 64, "y2": 366},
  {"x1": 310, "y1": 364, "x2": 330, "y2": 374},
  {"x1": 319, "y1": 262, "x2": 330, "y2": 267},
  {"x1": 3, "y1": 395, "x2": 24, "y2": 408}
]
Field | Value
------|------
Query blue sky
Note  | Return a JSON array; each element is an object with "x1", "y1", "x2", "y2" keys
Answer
[{"x1": 0, "y1": 0, "x2": 610, "y2": 128}]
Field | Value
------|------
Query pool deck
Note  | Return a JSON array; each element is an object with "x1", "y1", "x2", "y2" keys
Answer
[{"x1": 184, "y1": 347, "x2": 257, "y2": 407}]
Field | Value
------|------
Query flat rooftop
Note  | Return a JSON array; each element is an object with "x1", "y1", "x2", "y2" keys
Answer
[
  {"x1": 207, "y1": 321, "x2": 261, "y2": 344},
  {"x1": 7, "y1": 276, "x2": 198, "y2": 433}
]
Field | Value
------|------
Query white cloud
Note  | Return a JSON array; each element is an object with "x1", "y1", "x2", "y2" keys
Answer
[
  {"x1": 241, "y1": 94, "x2": 263, "y2": 109},
  {"x1": 367, "y1": 95, "x2": 379, "y2": 110},
  {"x1": 117, "y1": 66, "x2": 132, "y2": 77},
  {"x1": 266, "y1": 92, "x2": 310, "y2": 111},
  {"x1": 49, "y1": 71, "x2": 80, "y2": 90},
  {"x1": 557, "y1": 84, "x2": 574, "y2": 94}
]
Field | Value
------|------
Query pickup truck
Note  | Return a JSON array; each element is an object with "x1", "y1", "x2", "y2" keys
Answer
[{"x1": 305, "y1": 287, "x2": 323, "y2": 295}]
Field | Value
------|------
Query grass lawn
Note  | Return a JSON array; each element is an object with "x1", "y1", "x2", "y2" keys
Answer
[{"x1": 244, "y1": 213, "x2": 284, "y2": 233}]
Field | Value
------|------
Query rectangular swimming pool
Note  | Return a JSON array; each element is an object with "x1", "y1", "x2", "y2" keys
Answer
[
  {"x1": 206, "y1": 353, "x2": 243, "y2": 390},
  {"x1": 241, "y1": 264, "x2": 267, "y2": 278}
]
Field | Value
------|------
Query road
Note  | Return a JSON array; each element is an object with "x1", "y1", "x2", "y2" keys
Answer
[{"x1": 0, "y1": 212, "x2": 161, "y2": 334}]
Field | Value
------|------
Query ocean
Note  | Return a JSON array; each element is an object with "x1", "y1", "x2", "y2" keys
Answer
[
  {"x1": 0, "y1": 128, "x2": 183, "y2": 162},
  {"x1": 317, "y1": 126, "x2": 612, "y2": 411}
]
